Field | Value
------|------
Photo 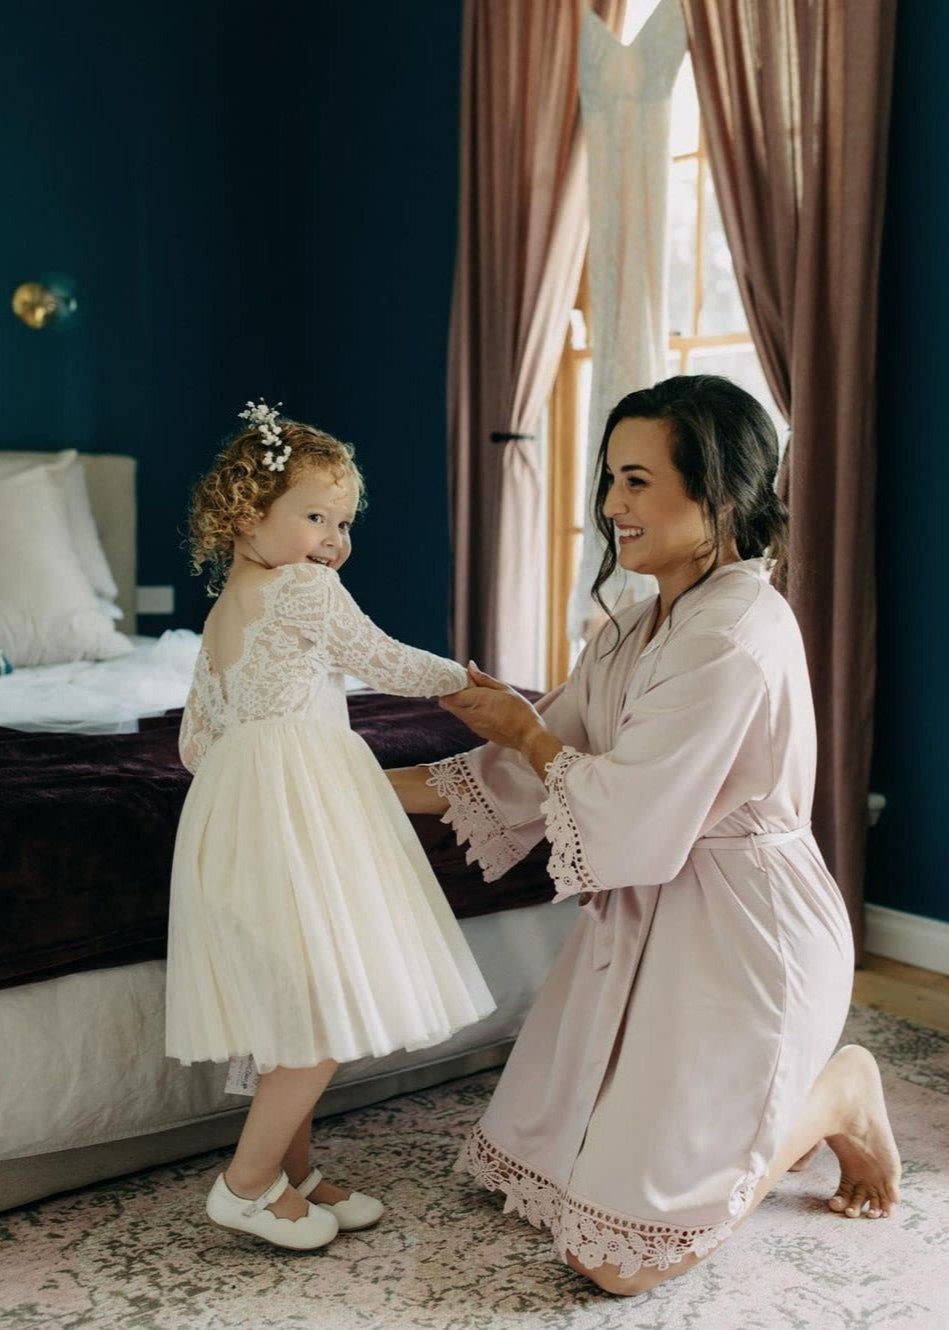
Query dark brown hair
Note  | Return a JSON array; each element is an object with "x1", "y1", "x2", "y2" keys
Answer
[{"x1": 591, "y1": 374, "x2": 788, "y2": 647}]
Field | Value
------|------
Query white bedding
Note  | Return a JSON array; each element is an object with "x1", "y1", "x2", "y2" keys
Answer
[
  {"x1": 0, "y1": 631, "x2": 369, "y2": 734},
  {"x1": 1, "y1": 901, "x2": 574, "y2": 1162}
]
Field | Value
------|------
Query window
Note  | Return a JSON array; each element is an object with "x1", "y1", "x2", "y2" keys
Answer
[
  {"x1": 665, "y1": 57, "x2": 783, "y2": 420},
  {"x1": 546, "y1": 283, "x2": 593, "y2": 688},
  {"x1": 545, "y1": 55, "x2": 784, "y2": 688}
]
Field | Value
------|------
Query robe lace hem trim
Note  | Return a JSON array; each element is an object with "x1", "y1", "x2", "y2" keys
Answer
[
  {"x1": 540, "y1": 746, "x2": 601, "y2": 901},
  {"x1": 455, "y1": 1123, "x2": 763, "y2": 1279},
  {"x1": 426, "y1": 754, "x2": 523, "y2": 882}
]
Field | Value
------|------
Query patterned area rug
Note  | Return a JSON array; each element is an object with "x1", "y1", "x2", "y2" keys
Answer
[{"x1": 1, "y1": 1005, "x2": 948, "y2": 1330}]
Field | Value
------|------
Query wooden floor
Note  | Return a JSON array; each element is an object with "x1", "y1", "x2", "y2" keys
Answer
[{"x1": 854, "y1": 954, "x2": 949, "y2": 1033}]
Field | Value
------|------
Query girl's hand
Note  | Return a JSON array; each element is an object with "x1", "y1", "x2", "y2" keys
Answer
[{"x1": 438, "y1": 662, "x2": 546, "y2": 751}]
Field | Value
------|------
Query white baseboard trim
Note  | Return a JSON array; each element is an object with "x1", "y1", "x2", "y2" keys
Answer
[{"x1": 864, "y1": 903, "x2": 949, "y2": 976}]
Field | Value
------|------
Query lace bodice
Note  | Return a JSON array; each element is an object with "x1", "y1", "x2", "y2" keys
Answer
[{"x1": 179, "y1": 563, "x2": 467, "y2": 773}]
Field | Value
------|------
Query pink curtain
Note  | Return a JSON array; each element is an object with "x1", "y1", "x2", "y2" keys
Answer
[
  {"x1": 681, "y1": 0, "x2": 897, "y2": 953},
  {"x1": 447, "y1": 0, "x2": 625, "y2": 687}
]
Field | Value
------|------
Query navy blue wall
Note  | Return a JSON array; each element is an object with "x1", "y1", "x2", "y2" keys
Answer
[
  {"x1": 866, "y1": 0, "x2": 949, "y2": 922},
  {"x1": 0, "y1": 1, "x2": 461, "y2": 651},
  {"x1": 295, "y1": 2, "x2": 462, "y2": 652}
]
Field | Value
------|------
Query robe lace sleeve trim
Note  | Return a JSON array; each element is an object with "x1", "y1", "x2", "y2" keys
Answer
[
  {"x1": 456, "y1": 1123, "x2": 764, "y2": 1280},
  {"x1": 539, "y1": 746, "x2": 602, "y2": 901},
  {"x1": 426, "y1": 753, "x2": 524, "y2": 883}
]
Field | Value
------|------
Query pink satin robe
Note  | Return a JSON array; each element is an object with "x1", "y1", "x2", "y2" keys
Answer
[{"x1": 428, "y1": 560, "x2": 853, "y2": 1277}]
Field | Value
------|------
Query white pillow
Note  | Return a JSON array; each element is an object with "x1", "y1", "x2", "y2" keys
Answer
[
  {"x1": 96, "y1": 596, "x2": 125, "y2": 621},
  {"x1": 61, "y1": 452, "x2": 120, "y2": 601},
  {"x1": 0, "y1": 463, "x2": 132, "y2": 666},
  {"x1": 0, "y1": 449, "x2": 119, "y2": 603}
]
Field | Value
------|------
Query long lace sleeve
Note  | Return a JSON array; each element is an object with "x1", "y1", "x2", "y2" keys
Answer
[
  {"x1": 277, "y1": 563, "x2": 468, "y2": 697},
  {"x1": 178, "y1": 659, "x2": 220, "y2": 774}
]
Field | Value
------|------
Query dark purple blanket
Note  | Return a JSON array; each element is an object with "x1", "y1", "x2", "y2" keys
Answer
[{"x1": 0, "y1": 693, "x2": 555, "y2": 989}]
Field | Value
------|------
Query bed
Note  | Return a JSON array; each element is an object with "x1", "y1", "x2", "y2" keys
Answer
[{"x1": 0, "y1": 452, "x2": 574, "y2": 1213}]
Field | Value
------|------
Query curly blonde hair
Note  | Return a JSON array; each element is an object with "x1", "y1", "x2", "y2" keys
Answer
[{"x1": 188, "y1": 419, "x2": 366, "y2": 596}]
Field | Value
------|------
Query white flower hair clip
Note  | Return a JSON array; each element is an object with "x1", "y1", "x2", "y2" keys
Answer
[{"x1": 238, "y1": 398, "x2": 291, "y2": 472}]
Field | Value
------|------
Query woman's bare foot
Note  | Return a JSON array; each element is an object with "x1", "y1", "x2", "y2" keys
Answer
[
  {"x1": 788, "y1": 1142, "x2": 821, "y2": 1172},
  {"x1": 823, "y1": 1045, "x2": 901, "y2": 1219},
  {"x1": 224, "y1": 1168, "x2": 309, "y2": 1221}
]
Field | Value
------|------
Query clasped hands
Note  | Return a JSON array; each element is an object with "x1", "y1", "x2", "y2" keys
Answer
[{"x1": 439, "y1": 662, "x2": 544, "y2": 751}]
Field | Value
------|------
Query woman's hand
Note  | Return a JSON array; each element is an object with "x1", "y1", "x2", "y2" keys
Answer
[
  {"x1": 438, "y1": 663, "x2": 544, "y2": 750},
  {"x1": 440, "y1": 663, "x2": 567, "y2": 779}
]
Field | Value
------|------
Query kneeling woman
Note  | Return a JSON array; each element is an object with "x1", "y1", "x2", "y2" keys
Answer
[{"x1": 388, "y1": 375, "x2": 900, "y2": 1297}]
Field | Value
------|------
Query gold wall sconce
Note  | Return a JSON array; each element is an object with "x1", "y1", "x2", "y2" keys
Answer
[{"x1": 12, "y1": 279, "x2": 79, "y2": 330}]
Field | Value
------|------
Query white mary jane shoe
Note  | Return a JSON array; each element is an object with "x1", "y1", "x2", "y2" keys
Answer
[
  {"x1": 296, "y1": 1166, "x2": 386, "y2": 1231},
  {"x1": 206, "y1": 1169, "x2": 339, "y2": 1250}
]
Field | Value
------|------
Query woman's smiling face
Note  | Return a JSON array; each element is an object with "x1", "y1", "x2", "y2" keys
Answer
[{"x1": 601, "y1": 416, "x2": 712, "y2": 580}]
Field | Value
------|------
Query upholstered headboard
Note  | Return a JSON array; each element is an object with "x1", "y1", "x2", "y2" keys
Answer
[{"x1": 79, "y1": 454, "x2": 137, "y2": 632}]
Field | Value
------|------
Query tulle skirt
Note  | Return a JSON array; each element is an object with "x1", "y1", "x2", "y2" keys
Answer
[{"x1": 165, "y1": 716, "x2": 496, "y2": 1074}]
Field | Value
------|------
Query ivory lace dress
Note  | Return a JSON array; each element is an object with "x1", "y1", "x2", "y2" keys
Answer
[
  {"x1": 429, "y1": 561, "x2": 853, "y2": 1277},
  {"x1": 165, "y1": 563, "x2": 495, "y2": 1089}
]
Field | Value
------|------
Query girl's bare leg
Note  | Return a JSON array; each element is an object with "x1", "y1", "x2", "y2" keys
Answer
[
  {"x1": 281, "y1": 1115, "x2": 313, "y2": 1187},
  {"x1": 282, "y1": 1109, "x2": 356, "y2": 1205},
  {"x1": 569, "y1": 1045, "x2": 901, "y2": 1297},
  {"x1": 225, "y1": 1060, "x2": 338, "y2": 1220}
]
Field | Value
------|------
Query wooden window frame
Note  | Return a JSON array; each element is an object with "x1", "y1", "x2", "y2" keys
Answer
[
  {"x1": 546, "y1": 266, "x2": 592, "y2": 688},
  {"x1": 668, "y1": 125, "x2": 754, "y2": 368}
]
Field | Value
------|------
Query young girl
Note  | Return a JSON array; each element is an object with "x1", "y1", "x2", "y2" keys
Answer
[{"x1": 165, "y1": 402, "x2": 495, "y2": 1251}]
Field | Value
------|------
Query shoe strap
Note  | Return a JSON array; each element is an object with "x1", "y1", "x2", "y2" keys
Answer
[
  {"x1": 241, "y1": 1169, "x2": 290, "y2": 1218},
  {"x1": 297, "y1": 1166, "x2": 323, "y2": 1196}
]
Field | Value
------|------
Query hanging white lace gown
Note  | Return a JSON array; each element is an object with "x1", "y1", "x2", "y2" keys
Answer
[
  {"x1": 568, "y1": 1, "x2": 686, "y2": 640},
  {"x1": 165, "y1": 563, "x2": 495, "y2": 1089}
]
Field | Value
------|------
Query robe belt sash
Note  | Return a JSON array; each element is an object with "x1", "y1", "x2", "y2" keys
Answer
[
  {"x1": 694, "y1": 823, "x2": 813, "y2": 868},
  {"x1": 584, "y1": 825, "x2": 813, "y2": 970}
]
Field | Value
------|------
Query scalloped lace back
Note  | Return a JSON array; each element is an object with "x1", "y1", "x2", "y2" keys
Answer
[{"x1": 179, "y1": 564, "x2": 467, "y2": 775}]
